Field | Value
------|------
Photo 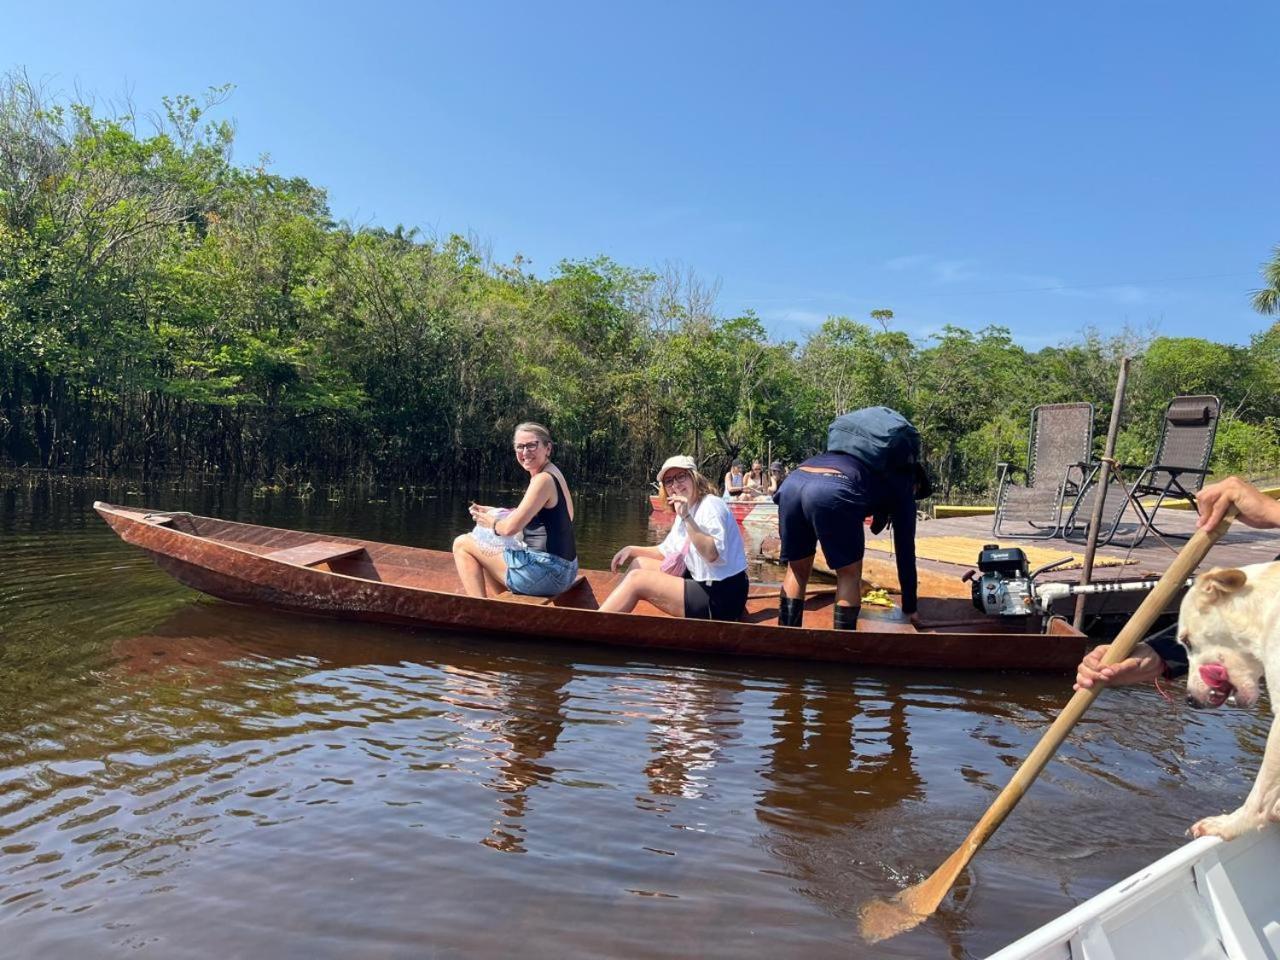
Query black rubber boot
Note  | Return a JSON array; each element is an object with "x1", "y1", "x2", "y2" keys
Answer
[
  {"x1": 778, "y1": 597, "x2": 804, "y2": 627},
  {"x1": 833, "y1": 605, "x2": 860, "y2": 630}
]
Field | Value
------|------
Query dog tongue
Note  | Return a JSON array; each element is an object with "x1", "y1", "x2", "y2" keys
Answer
[{"x1": 1199, "y1": 663, "x2": 1232, "y2": 693}]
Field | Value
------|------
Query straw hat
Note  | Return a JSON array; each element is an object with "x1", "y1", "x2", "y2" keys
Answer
[{"x1": 656, "y1": 455, "x2": 697, "y2": 483}]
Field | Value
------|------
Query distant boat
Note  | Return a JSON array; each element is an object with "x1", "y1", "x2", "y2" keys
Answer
[
  {"x1": 649, "y1": 494, "x2": 776, "y2": 525},
  {"x1": 988, "y1": 828, "x2": 1280, "y2": 959},
  {"x1": 95, "y1": 502, "x2": 1088, "y2": 672}
]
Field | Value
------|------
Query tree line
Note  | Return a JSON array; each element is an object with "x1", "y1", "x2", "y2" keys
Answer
[{"x1": 3, "y1": 75, "x2": 1280, "y2": 498}]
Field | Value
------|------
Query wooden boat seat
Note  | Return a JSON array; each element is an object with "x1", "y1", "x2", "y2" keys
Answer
[
  {"x1": 265, "y1": 541, "x2": 368, "y2": 568},
  {"x1": 495, "y1": 575, "x2": 587, "y2": 606}
]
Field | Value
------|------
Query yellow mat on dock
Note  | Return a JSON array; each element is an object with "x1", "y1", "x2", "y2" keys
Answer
[{"x1": 865, "y1": 536, "x2": 1135, "y2": 570}]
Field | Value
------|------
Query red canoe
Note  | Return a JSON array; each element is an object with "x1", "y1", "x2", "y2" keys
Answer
[
  {"x1": 649, "y1": 494, "x2": 772, "y2": 525},
  {"x1": 95, "y1": 502, "x2": 1089, "y2": 671}
]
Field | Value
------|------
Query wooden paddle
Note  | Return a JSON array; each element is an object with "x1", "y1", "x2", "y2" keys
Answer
[{"x1": 858, "y1": 506, "x2": 1238, "y2": 943}]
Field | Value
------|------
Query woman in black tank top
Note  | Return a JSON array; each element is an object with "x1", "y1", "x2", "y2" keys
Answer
[{"x1": 453, "y1": 422, "x2": 579, "y2": 598}]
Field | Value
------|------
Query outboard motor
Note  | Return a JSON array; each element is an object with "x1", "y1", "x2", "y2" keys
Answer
[{"x1": 970, "y1": 544, "x2": 1037, "y2": 617}]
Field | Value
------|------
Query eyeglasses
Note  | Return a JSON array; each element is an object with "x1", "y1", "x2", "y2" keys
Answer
[
  {"x1": 663, "y1": 471, "x2": 692, "y2": 484},
  {"x1": 514, "y1": 441, "x2": 543, "y2": 453}
]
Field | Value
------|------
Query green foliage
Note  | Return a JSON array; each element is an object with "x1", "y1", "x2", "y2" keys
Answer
[
  {"x1": 1254, "y1": 245, "x2": 1280, "y2": 316},
  {"x1": 2, "y1": 74, "x2": 1279, "y2": 493},
  {"x1": 1211, "y1": 418, "x2": 1280, "y2": 477}
]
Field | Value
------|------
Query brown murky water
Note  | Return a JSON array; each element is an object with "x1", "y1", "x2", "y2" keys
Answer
[{"x1": 0, "y1": 477, "x2": 1270, "y2": 958}]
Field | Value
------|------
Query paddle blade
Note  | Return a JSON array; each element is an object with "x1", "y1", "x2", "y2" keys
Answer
[
  {"x1": 858, "y1": 846, "x2": 967, "y2": 942},
  {"x1": 858, "y1": 892, "x2": 927, "y2": 943}
]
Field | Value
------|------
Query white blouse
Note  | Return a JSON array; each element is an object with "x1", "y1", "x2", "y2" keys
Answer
[{"x1": 659, "y1": 495, "x2": 748, "y2": 583}]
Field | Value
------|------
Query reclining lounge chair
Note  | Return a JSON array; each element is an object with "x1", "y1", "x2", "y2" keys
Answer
[
  {"x1": 1070, "y1": 394, "x2": 1220, "y2": 548},
  {"x1": 992, "y1": 402, "x2": 1094, "y2": 539}
]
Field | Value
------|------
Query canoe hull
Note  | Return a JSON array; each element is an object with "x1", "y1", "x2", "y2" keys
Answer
[
  {"x1": 989, "y1": 828, "x2": 1280, "y2": 959},
  {"x1": 96, "y1": 502, "x2": 1089, "y2": 671}
]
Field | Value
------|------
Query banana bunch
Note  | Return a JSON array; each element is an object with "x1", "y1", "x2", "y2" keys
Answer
[{"x1": 861, "y1": 587, "x2": 894, "y2": 608}]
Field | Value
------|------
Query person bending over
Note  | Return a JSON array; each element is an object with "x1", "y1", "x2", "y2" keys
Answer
[
  {"x1": 453, "y1": 422, "x2": 578, "y2": 598},
  {"x1": 774, "y1": 410, "x2": 923, "y2": 630},
  {"x1": 601, "y1": 456, "x2": 749, "y2": 621}
]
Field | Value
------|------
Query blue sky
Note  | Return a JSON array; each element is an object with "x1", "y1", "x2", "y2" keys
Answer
[{"x1": 4, "y1": 2, "x2": 1278, "y2": 348}]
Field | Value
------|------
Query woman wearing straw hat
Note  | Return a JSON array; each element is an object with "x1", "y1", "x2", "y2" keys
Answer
[{"x1": 600, "y1": 455, "x2": 749, "y2": 620}]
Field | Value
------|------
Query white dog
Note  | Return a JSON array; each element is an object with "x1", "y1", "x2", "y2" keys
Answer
[{"x1": 1178, "y1": 562, "x2": 1280, "y2": 840}]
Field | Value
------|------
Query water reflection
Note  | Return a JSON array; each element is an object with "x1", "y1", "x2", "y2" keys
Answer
[
  {"x1": 761, "y1": 676, "x2": 922, "y2": 830},
  {"x1": 639, "y1": 670, "x2": 742, "y2": 803},
  {"x1": 1, "y1": 480, "x2": 1274, "y2": 959},
  {"x1": 476, "y1": 664, "x2": 573, "y2": 853}
]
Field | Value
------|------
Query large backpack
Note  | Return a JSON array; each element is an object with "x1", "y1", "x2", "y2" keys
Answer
[{"x1": 826, "y1": 406, "x2": 925, "y2": 483}]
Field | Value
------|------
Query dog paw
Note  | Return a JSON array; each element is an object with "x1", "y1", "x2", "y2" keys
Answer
[{"x1": 1191, "y1": 811, "x2": 1254, "y2": 840}]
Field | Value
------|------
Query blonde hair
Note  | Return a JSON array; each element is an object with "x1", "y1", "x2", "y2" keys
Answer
[
  {"x1": 658, "y1": 467, "x2": 717, "y2": 506},
  {"x1": 513, "y1": 422, "x2": 552, "y2": 448}
]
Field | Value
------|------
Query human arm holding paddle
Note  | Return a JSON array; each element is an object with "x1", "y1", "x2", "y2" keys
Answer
[
  {"x1": 1195, "y1": 476, "x2": 1280, "y2": 531},
  {"x1": 1074, "y1": 639, "x2": 1170, "y2": 690}
]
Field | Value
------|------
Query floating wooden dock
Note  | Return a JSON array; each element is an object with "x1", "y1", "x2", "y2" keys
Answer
[{"x1": 757, "y1": 507, "x2": 1280, "y2": 629}]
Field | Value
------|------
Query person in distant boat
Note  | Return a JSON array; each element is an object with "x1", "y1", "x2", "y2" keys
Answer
[
  {"x1": 773, "y1": 408, "x2": 924, "y2": 630},
  {"x1": 723, "y1": 460, "x2": 747, "y2": 499},
  {"x1": 453, "y1": 422, "x2": 578, "y2": 598},
  {"x1": 767, "y1": 461, "x2": 786, "y2": 495},
  {"x1": 1074, "y1": 475, "x2": 1280, "y2": 690},
  {"x1": 601, "y1": 455, "x2": 749, "y2": 621},
  {"x1": 744, "y1": 459, "x2": 767, "y2": 498}
]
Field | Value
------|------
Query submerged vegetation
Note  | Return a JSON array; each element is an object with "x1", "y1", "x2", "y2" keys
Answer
[{"x1": 3, "y1": 75, "x2": 1280, "y2": 496}]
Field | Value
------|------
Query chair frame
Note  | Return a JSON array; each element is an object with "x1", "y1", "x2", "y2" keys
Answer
[
  {"x1": 1066, "y1": 395, "x2": 1220, "y2": 548},
  {"x1": 992, "y1": 402, "x2": 1094, "y2": 540}
]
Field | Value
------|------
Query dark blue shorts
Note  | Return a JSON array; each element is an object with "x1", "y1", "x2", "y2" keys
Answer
[{"x1": 774, "y1": 470, "x2": 868, "y2": 570}]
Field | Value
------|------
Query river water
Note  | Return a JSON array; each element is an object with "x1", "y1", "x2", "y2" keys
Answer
[{"x1": 0, "y1": 477, "x2": 1269, "y2": 958}]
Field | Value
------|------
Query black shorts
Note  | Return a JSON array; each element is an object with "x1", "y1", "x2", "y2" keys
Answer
[
  {"x1": 682, "y1": 569, "x2": 749, "y2": 621},
  {"x1": 774, "y1": 469, "x2": 868, "y2": 570}
]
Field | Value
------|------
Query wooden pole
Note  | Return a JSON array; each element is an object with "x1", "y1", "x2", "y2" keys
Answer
[{"x1": 1071, "y1": 357, "x2": 1130, "y2": 630}]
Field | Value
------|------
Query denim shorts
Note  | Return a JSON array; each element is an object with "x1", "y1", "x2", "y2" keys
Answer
[
  {"x1": 774, "y1": 469, "x2": 869, "y2": 570},
  {"x1": 504, "y1": 548, "x2": 580, "y2": 597}
]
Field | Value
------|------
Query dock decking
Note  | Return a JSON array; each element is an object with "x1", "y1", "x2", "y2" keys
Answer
[
  {"x1": 755, "y1": 505, "x2": 1279, "y2": 629},
  {"x1": 912, "y1": 509, "x2": 1278, "y2": 625},
  {"x1": 921, "y1": 508, "x2": 1278, "y2": 580}
]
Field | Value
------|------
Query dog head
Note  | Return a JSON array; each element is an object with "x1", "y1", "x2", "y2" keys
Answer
[{"x1": 1178, "y1": 567, "x2": 1265, "y2": 710}]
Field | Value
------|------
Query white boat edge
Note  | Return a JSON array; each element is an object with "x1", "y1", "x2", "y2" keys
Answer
[{"x1": 988, "y1": 827, "x2": 1280, "y2": 959}]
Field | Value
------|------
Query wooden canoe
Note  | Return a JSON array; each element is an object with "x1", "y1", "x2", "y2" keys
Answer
[{"x1": 95, "y1": 502, "x2": 1090, "y2": 671}]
